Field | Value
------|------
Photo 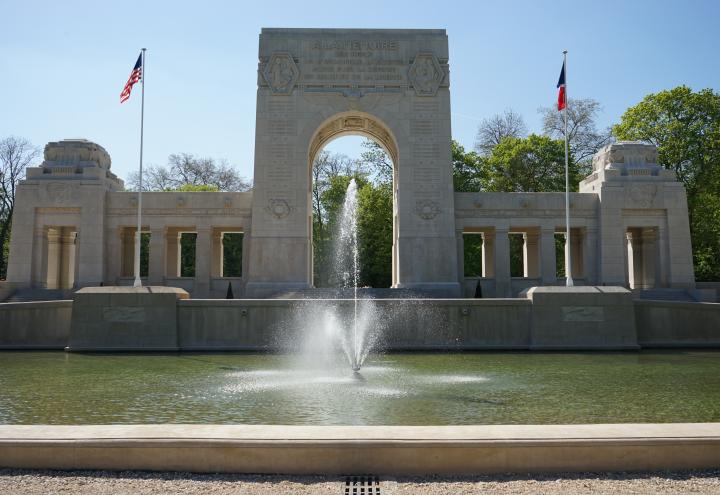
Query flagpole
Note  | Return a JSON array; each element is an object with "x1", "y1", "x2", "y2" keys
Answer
[
  {"x1": 133, "y1": 48, "x2": 146, "y2": 288},
  {"x1": 563, "y1": 50, "x2": 574, "y2": 287}
]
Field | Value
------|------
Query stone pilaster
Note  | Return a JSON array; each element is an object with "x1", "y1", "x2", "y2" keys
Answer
[
  {"x1": 194, "y1": 227, "x2": 212, "y2": 297},
  {"x1": 494, "y1": 228, "x2": 511, "y2": 297},
  {"x1": 523, "y1": 231, "x2": 540, "y2": 278},
  {"x1": 481, "y1": 232, "x2": 494, "y2": 278},
  {"x1": 212, "y1": 231, "x2": 224, "y2": 278},
  {"x1": 148, "y1": 228, "x2": 165, "y2": 285},
  {"x1": 540, "y1": 227, "x2": 557, "y2": 285}
]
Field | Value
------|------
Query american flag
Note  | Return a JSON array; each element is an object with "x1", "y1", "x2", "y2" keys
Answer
[{"x1": 120, "y1": 53, "x2": 142, "y2": 103}]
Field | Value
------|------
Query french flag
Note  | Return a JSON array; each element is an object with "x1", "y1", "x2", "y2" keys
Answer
[{"x1": 557, "y1": 61, "x2": 566, "y2": 111}]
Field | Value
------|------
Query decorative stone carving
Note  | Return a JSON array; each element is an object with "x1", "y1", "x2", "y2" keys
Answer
[
  {"x1": 262, "y1": 53, "x2": 299, "y2": 95},
  {"x1": 309, "y1": 115, "x2": 398, "y2": 165},
  {"x1": 176, "y1": 197, "x2": 186, "y2": 208},
  {"x1": 592, "y1": 141, "x2": 661, "y2": 173},
  {"x1": 223, "y1": 197, "x2": 233, "y2": 208},
  {"x1": 46, "y1": 183, "x2": 72, "y2": 203},
  {"x1": 408, "y1": 53, "x2": 443, "y2": 96},
  {"x1": 42, "y1": 139, "x2": 111, "y2": 171},
  {"x1": 265, "y1": 199, "x2": 293, "y2": 219},
  {"x1": 627, "y1": 184, "x2": 658, "y2": 208},
  {"x1": 415, "y1": 199, "x2": 440, "y2": 220}
]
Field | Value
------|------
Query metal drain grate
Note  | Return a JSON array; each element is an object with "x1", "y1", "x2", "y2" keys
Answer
[{"x1": 343, "y1": 475, "x2": 381, "y2": 494}]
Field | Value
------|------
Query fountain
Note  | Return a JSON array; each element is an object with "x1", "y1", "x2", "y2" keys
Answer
[
  {"x1": 288, "y1": 178, "x2": 381, "y2": 373},
  {"x1": 335, "y1": 179, "x2": 362, "y2": 371}
]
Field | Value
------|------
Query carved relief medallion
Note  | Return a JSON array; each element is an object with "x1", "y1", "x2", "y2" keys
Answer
[
  {"x1": 46, "y1": 183, "x2": 72, "y2": 203},
  {"x1": 262, "y1": 53, "x2": 299, "y2": 95},
  {"x1": 628, "y1": 185, "x2": 658, "y2": 208},
  {"x1": 408, "y1": 53, "x2": 443, "y2": 96},
  {"x1": 265, "y1": 199, "x2": 293, "y2": 219},
  {"x1": 415, "y1": 199, "x2": 440, "y2": 220}
]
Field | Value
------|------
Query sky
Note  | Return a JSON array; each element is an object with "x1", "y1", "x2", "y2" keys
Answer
[{"x1": 2, "y1": 0, "x2": 719, "y2": 185}]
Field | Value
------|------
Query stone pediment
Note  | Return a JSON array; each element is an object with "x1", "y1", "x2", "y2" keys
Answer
[
  {"x1": 41, "y1": 139, "x2": 112, "y2": 171},
  {"x1": 592, "y1": 141, "x2": 660, "y2": 173}
]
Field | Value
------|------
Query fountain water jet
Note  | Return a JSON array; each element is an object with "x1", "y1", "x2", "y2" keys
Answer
[{"x1": 335, "y1": 179, "x2": 361, "y2": 371}]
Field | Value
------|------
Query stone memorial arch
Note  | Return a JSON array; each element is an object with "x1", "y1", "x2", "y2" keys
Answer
[{"x1": 244, "y1": 29, "x2": 461, "y2": 297}]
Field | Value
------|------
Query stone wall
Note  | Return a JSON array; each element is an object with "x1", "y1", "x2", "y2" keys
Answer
[
  {"x1": 177, "y1": 299, "x2": 532, "y2": 351},
  {"x1": 0, "y1": 301, "x2": 72, "y2": 349},
  {"x1": 635, "y1": 300, "x2": 720, "y2": 347},
  {"x1": 2, "y1": 297, "x2": 719, "y2": 351}
]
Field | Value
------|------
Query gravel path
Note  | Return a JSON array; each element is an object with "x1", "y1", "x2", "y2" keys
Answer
[{"x1": 2, "y1": 469, "x2": 720, "y2": 494}]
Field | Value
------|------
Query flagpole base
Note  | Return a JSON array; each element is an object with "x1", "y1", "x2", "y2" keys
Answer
[
  {"x1": 566, "y1": 277, "x2": 574, "y2": 288},
  {"x1": 133, "y1": 277, "x2": 142, "y2": 288}
]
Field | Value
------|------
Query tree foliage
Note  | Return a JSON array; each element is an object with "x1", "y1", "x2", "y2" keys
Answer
[
  {"x1": 0, "y1": 137, "x2": 40, "y2": 279},
  {"x1": 613, "y1": 86, "x2": 720, "y2": 280},
  {"x1": 483, "y1": 134, "x2": 578, "y2": 192},
  {"x1": 475, "y1": 109, "x2": 527, "y2": 154},
  {"x1": 452, "y1": 140, "x2": 485, "y2": 192},
  {"x1": 311, "y1": 143, "x2": 392, "y2": 288},
  {"x1": 127, "y1": 153, "x2": 250, "y2": 192},
  {"x1": 539, "y1": 97, "x2": 613, "y2": 175}
]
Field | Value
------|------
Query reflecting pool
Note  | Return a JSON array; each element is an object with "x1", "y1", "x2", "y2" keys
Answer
[{"x1": 1, "y1": 351, "x2": 719, "y2": 425}]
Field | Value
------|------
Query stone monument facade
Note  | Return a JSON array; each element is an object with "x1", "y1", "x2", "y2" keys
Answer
[
  {"x1": 3, "y1": 30, "x2": 699, "y2": 299},
  {"x1": 245, "y1": 29, "x2": 459, "y2": 297}
]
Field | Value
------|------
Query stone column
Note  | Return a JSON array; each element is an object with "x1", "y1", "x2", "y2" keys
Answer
[
  {"x1": 494, "y1": 228, "x2": 511, "y2": 297},
  {"x1": 32, "y1": 227, "x2": 47, "y2": 287},
  {"x1": 194, "y1": 227, "x2": 212, "y2": 297},
  {"x1": 212, "y1": 231, "x2": 224, "y2": 278},
  {"x1": 584, "y1": 227, "x2": 598, "y2": 285},
  {"x1": 481, "y1": 231, "x2": 494, "y2": 278},
  {"x1": 148, "y1": 228, "x2": 166, "y2": 285},
  {"x1": 456, "y1": 229, "x2": 465, "y2": 287},
  {"x1": 571, "y1": 228, "x2": 584, "y2": 280},
  {"x1": 121, "y1": 229, "x2": 135, "y2": 278},
  {"x1": 540, "y1": 227, "x2": 557, "y2": 286},
  {"x1": 59, "y1": 229, "x2": 76, "y2": 289},
  {"x1": 641, "y1": 227, "x2": 658, "y2": 289},
  {"x1": 166, "y1": 230, "x2": 180, "y2": 278},
  {"x1": 523, "y1": 231, "x2": 540, "y2": 278},
  {"x1": 626, "y1": 230, "x2": 643, "y2": 289},
  {"x1": 45, "y1": 228, "x2": 60, "y2": 289},
  {"x1": 656, "y1": 224, "x2": 669, "y2": 288},
  {"x1": 105, "y1": 227, "x2": 121, "y2": 285}
]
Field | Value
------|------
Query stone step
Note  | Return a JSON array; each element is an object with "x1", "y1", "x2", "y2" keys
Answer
[
  {"x1": 636, "y1": 288, "x2": 697, "y2": 302},
  {"x1": 4, "y1": 289, "x2": 72, "y2": 303},
  {"x1": 271, "y1": 287, "x2": 436, "y2": 299}
]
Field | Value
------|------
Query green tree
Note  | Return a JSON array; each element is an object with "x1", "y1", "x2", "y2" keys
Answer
[
  {"x1": 483, "y1": 134, "x2": 578, "y2": 192},
  {"x1": 0, "y1": 137, "x2": 39, "y2": 279},
  {"x1": 176, "y1": 183, "x2": 220, "y2": 192},
  {"x1": 222, "y1": 233, "x2": 243, "y2": 277},
  {"x1": 452, "y1": 140, "x2": 485, "y2": 192},
  {"x1": 613, "y1": 86, "x2": 720, "y2": 280},
  {"x1": 357, "y1": 181, "x2": 393, "y2": 287}
]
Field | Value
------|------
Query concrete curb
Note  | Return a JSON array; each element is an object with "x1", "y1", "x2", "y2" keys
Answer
[{"x1": 1, "y1": 424, "x2": 719, "y2": 475}]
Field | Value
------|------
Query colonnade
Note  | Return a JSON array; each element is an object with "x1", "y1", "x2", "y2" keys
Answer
[{"x1": 114, "y1": 226, "x2": 245, "y2": 297}]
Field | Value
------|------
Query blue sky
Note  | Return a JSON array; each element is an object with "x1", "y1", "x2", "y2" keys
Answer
[{"x1": 2, "y1": 0, "x2": 719, "y2": 184}]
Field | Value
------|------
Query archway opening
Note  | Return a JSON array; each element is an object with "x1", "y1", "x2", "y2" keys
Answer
[{"x1": 309, "y1": 119, "x2": 397, "y2": 289}]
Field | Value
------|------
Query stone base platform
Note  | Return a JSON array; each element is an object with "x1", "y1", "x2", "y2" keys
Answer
[
  {"x1": 521, "y1": 286, "x2": 639, "y2": 350},
  {"x1": 0, "y1": 424, "x2": 718, "y2": 475},
  {"x1": 67, "y1": 286, "x2": 189, "y2": 351}
]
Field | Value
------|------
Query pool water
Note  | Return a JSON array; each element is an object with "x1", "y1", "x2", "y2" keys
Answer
[{"x1": 1, "y1": 351, "x2": 719, "y2": 425}]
